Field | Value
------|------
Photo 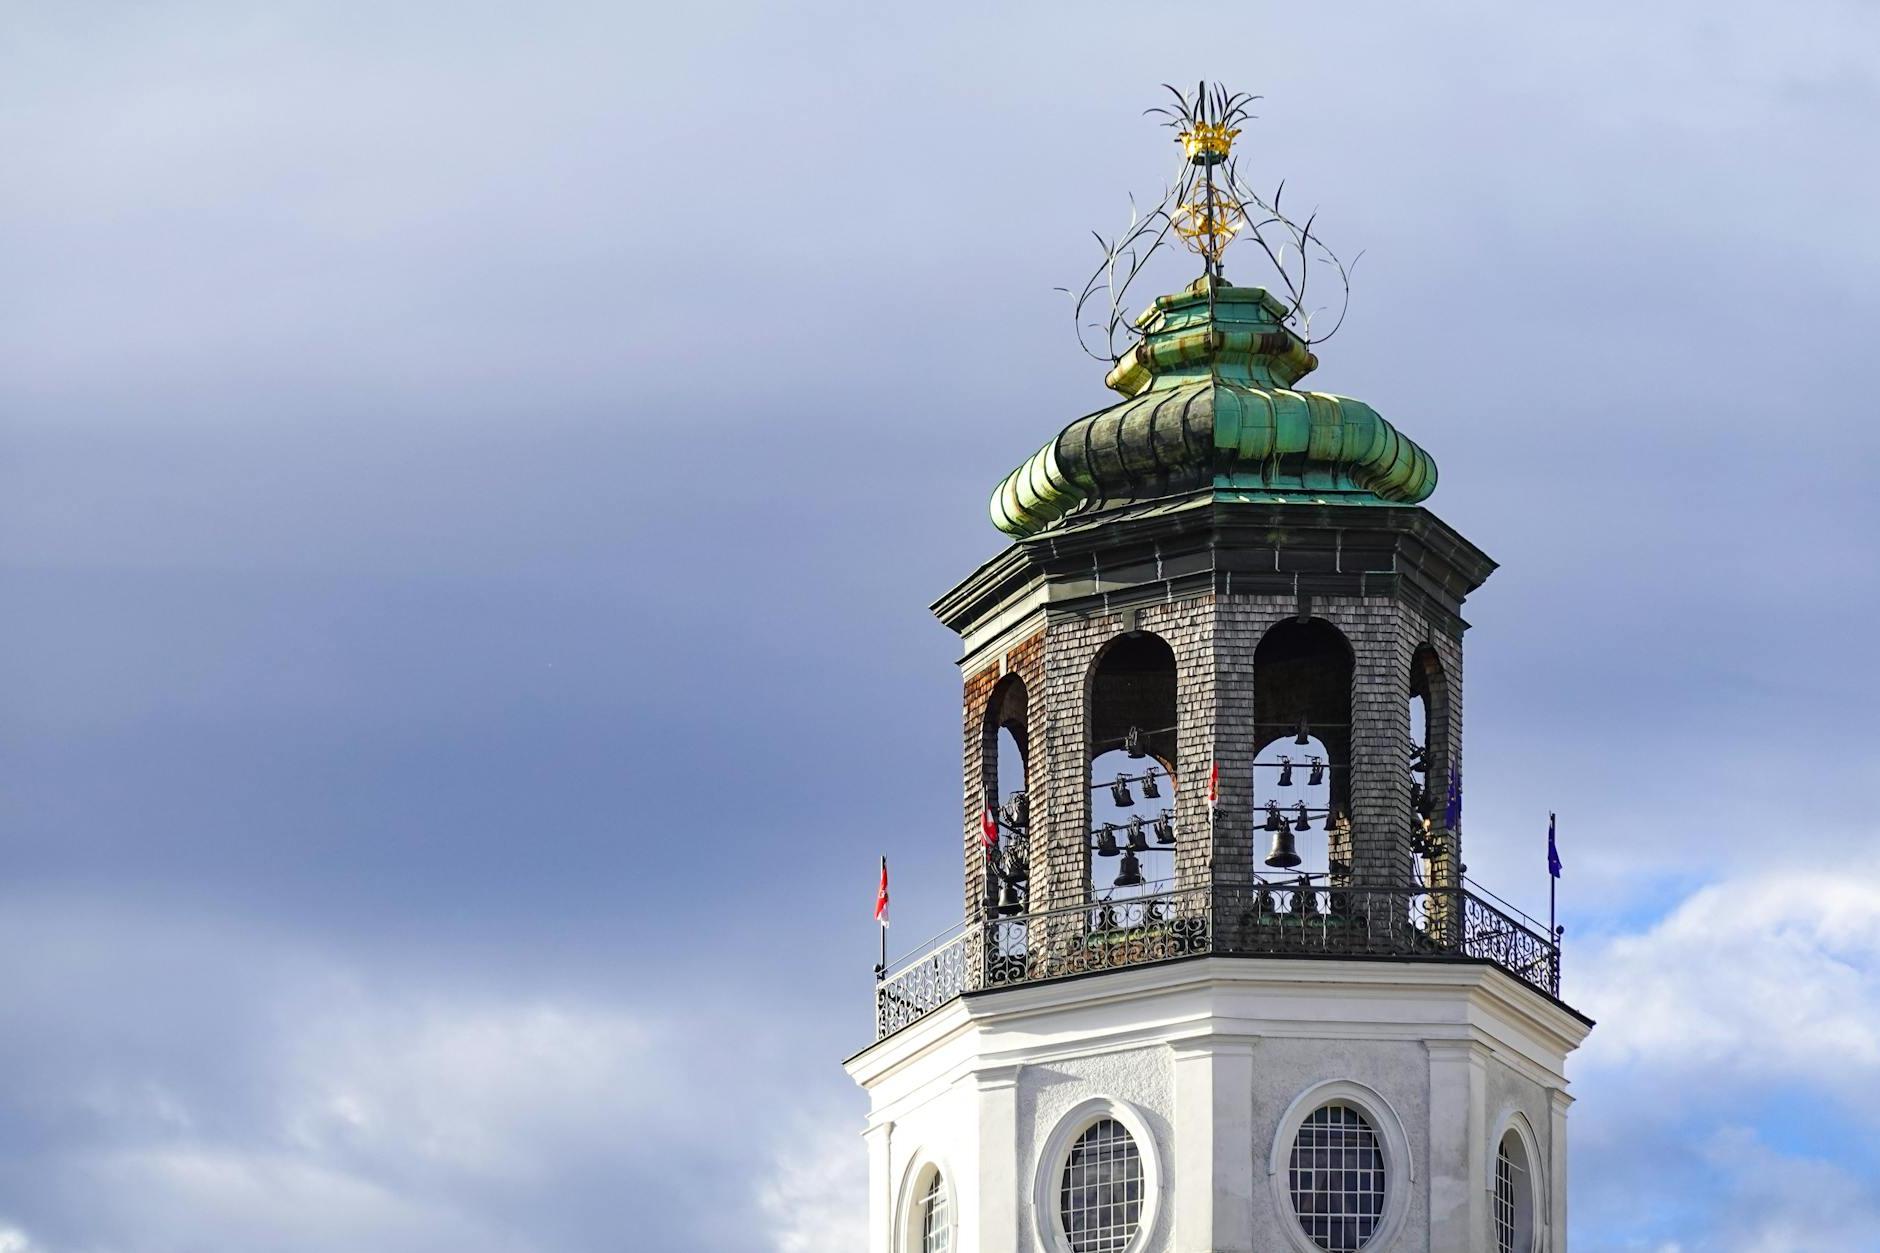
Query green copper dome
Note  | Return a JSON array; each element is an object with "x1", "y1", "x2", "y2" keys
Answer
[{"x1": 991, "y1": 279, "x2": 1437, "y2": 537}]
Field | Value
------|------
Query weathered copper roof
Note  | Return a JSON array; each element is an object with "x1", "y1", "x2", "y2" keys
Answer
[{"x1": 990, "y1": 279, "x2": 1437, "y2": 537}]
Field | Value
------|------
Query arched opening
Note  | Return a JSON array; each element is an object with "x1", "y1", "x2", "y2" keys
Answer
[
  {"x1": 982, "y1": 674, "x2": 1030, "y2": 916},
  {"x1": 1252, "y1": 619, "x2": 1353, "y2": 883},
  {"x1": 1409, "y1": 645, "x2": 1450, "y2": 877},
  {"x1": 1086, "y1": 633, "x2": 1178, "y2": 902}
]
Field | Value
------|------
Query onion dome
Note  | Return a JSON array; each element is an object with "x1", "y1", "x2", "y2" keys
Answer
[{"x1": 990, "y1": 277, "x2": 1437, "y2": 538}]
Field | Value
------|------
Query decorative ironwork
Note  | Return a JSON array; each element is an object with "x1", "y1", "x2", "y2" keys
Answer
[{"x1": 873, "y1": 881, "x2": 1562, "y2": 1041}]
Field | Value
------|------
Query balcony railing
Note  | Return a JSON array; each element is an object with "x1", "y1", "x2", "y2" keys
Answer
[{"x1": 873, "y1": 881, "x2": 1561, "y2": 1041}]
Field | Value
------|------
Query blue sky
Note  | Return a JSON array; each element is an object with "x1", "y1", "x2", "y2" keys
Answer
[{"x1": 2, "y1": 3, "x2": 1878, "y2": 1250}]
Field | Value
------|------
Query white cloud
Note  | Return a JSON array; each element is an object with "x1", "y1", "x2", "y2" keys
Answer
[
  {"x1": 1573, "y1": 862, "x2": 1880, "y2": 1088},
  {"x1": 756, "y1": 1113, "x2": 867, "y2": 1253}
]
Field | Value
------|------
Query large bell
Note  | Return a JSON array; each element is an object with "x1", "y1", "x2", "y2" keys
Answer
[
  {"x1": 1114, "y1": 849, "x2": 1144, "y2": 887},
  {"x1": 1094, "y1": 823, "x2": 1120, "y2": 857},
  {"x1": 994, "y1": 879, "x2": 1024, "y2": 916},
  {"x1": 1125, "y1": 815, "x2": 1150, "y2": 852},
  {"x1": 1265, "y1": 828, "x2": 1302, "y2": 869}
]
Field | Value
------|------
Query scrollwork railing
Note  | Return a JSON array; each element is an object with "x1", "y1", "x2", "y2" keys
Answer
[{"x1": 873, "y1": 881, "x2": 1560, "y2": 1041}]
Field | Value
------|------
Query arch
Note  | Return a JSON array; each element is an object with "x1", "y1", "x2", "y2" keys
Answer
[
  {"x1": 1267, "y1": 1079, "x2": 1414, "y2": 1253},
  {"x1": 1086, "y1": 632, "x2": 1178, "y2": 901},
  {"x1": 1408, "y1": 644, "x2": 1450, "y2": 831},
  {"x1": 1488, "y1": 1111, "x2": 1544, "y2": 1253},
  {"x1": 980, "y1": 673, "x2": 1032, "y2": 915},
  {"x1": 1253, "y1": 620, "x2": 1354, "y2": 878},
  {"x1": 895, "y1": 1149, "x2": 960, "y2": 1253}
]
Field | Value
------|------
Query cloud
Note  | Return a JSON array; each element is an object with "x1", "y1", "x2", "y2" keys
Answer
[
  {"x1": 1573, "y1": 861, "x2": 1880, "y2": 1089},
  {"x1": 755, "y1": 1113, "x2": 867, "y2": 1253}
]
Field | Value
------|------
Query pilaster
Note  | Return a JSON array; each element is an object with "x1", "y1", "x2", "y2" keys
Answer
[
  {"x1": 1170, "y1": 1035, "x2": 1259, "y2": 1253},
  {"x1": 1428, "y1": 1039, "x2": 1489, "y2": 1253}
]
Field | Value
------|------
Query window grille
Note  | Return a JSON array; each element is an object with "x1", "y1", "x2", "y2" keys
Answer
[
  {"x1": 1494, "y1": 1132, "x2": 1530, "y2": 1253},
  {"x1": 1287, "y1": 1103, "x2": 1386, "y2": 1251},
  {"x1": 921, "y1": 1170, "x2": 950, "y2": 1253},
  {"x1": 1059, "y1": 1117, "x2": 1144, "y2": 1253}
]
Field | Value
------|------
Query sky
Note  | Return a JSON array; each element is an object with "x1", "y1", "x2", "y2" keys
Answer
[{"x1": 2, "y1": 2, "x2": 1878, "y2": 1249}]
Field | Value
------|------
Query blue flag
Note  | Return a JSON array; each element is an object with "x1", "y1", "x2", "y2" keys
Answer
[
  {"x1": 1547, "y1": 813, "x2": 1562, "y2": 879},
  {"x1": 1444, "y1": 765, "x2": 1461, "y2": 829}
]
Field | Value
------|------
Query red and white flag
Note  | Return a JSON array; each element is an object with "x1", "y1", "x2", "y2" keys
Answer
[
  {"x1": 873, "y1": 857, "x2": 890, "y2": 928},
  {"x1": 980, "y1": 803, "x2": 999, "y2": 850},
  {"x1": 1207, "y1": 760, "x2": 1220, "y2": 815}
]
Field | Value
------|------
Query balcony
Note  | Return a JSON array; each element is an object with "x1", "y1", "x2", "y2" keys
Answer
[{"x1": 873, "y1": 880, "x2": 1562, "y2": 1042}]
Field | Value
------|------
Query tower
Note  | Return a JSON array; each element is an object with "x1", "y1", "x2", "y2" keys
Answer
[{"x1": 847, "y1": 86, "x2": 1590, "y2": 1253}]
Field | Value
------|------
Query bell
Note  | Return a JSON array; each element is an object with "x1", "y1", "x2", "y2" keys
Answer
[
  {"x1": 1094, "y1": 824, "x2": 1120, "y2": 857},
  {"x1": 1114, "y1": 849, "x2": 1144, "y2": 887},
  {"x1": 1124, "y1": 725, "x2": 1146, "y2": 759},
  {"x1": 1125, "y1": 815, "x2": 1150, "y2": 852},
  {"x1": 1293, "y1": 802, "x2": 1312, "y2": 832},
  {"x1": 1153, "y1": 811, "x2": 1176, "y2": 844},
  {"x1": 1110, "y1": 774, "x2": 1135, "y2": 807},
  {"x1": 1308, "y1": 757, "x2": 1325, "y2": 786},
  {"x1": 1140, "y1": 770, "x2": 1161, "y2": 800},
  {"x1": 1277, "y1": 755, "x2": 1294, "y2": 788},
  {"x1": 994, "y1": 879, "x2": 1024, "y2": 916},
  {"x1": 1004, "y1": 849, "x2": 1029, "y2": 884},
  {"x1": 1263, "y1": 802, "x2": 1284, "y2": 833},
  {"x1": 1001, "y1": 791, "x2": 1029, "y2": 829},
  {"x1": 1294, "y1": 717, "x2": 1311, "y2": 746},
  {"x1": 1265, "y1": 828, "x2": 1302, "y2": 869},
  {"x1": 1410, "y1": 741, "x2": 1427, "y2": 770}
]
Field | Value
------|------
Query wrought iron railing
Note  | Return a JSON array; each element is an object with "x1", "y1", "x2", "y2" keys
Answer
[{"x1": 874, "y1": 881, "x2": 1560, "y2": 1041}]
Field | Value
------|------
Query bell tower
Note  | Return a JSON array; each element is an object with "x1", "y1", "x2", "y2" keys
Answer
[{"x1": 848, "y1": 85, "x2": 1590, "y2": 1253}]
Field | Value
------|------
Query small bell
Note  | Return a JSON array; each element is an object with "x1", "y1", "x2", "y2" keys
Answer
[
  {"x1": 1124, "y1": 725, "x2": 1146, "y2": 759},
  {"x1": 1125, "y1": 815, "x2": 1150, "y2": 852},
  {"x1": 1277, "y1": 756, "x2": 1294, "y2": 788},
  {"x1": 994, "y1": 879, "x2": 1024, "y2": 916},
  {"x1": 1110, "y1": 774, "x2": 1135, "y2": 807},
  {"x1": 1094, "y1": 824, "x2": 1120, "y2": 857},
  {"x1": 1294, "y1": 717, "x2": 1311, "y2": 746},
  {"x1": 1153, "y1": 811, "x2": 1175, "y2": 844},
  {"x1": 1265, "y1": 828, "x2": 1302, "y2": 869},
  {"x1": 1263, "y1": 802, "x2": 1284, "y2": 833},
  {"x1": 1410, "y1": 742, "x2": 1427, "y2": 771},
  {"x1": 1140, "y1": 770, "x2": 1161, "y2": 800},
  {"x1": 1293, "y1": 802, "x2": 1312, "y2": 832},
  {"x1": 1000, "y1": 790, "x2": 1029, "y2": 830},
  {"x1": 1113, "y1": 849, "x2": 1144, "y2": 888},
  {"x1": 1308, "y1": 757, "x2": 1325, "y2": 786}
]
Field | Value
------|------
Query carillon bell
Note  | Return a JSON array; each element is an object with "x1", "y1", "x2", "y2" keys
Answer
[
  {"x1": 1294, "y1": 717, "x2": 1312, "y2": 746},
  {"x1": 1153, "y1": 811, "x2": 1175, "y2": 844},
  {"x1": 1094, "y1": 824, "x2": 1120, "y2": 857},
  {"x1": 1110, "y1": 774, "x2": 1135, "y2": 807},
  {"x1": 1140, "y1": 770, "x2": 1161, "y2": 800},
  {"x1": 1264, "y1": 828, "x2": 1302, "y2": 869},
  {"x1": 1125, "y1": 815, "x2": 1150, "y2": 852},
  {"x1": 1293, "y1": 802, "x2": 1312, "y2": 832},
  {"x1": 1001, "y1": 791, "x2": 1030, "y2": 829},
  {"x1": 1277, "y1": 756, "x2": 1294, "y2": 788},
  {"x1": 1263, "y1": 801, "x2": 1284, "y2": 833},
  {"x1": 1308, "y1": 757, "x2": 1325, "y2": 786},
  {"x1": 1124, "y1": 725, "x2": 1146, "y2": 759},
  {"x1": 994, "y1": 880, "x2": 1024, "y2": 916},
  {"x1": 1114, "y1": 849, "x2": 1145, "y2": 887}
]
